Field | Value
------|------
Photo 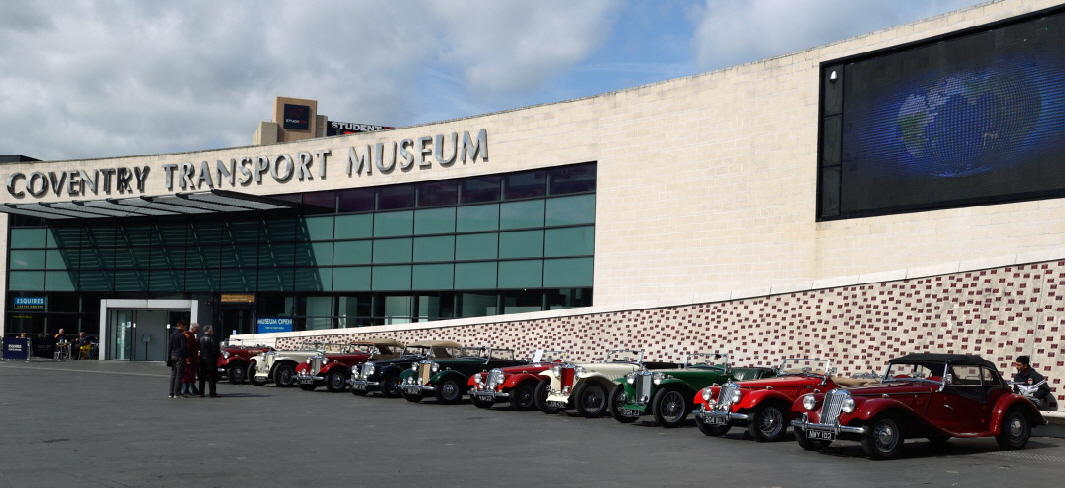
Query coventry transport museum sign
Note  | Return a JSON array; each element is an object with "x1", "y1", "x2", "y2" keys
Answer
[{"x1": 5, "y1": 129, "x2": 487, "y2": 199}]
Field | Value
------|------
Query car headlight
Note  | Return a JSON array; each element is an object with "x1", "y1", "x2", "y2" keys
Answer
[
  {"x1": 802, "y1": 394, "x2": 817, "y2": 411},
  {"x1": 550, "y1": 365, "x2": 561, "y2": 378},
  {"x1": 841, "y1": 397, "x2": 856, "y2": 413},
  {"x1": 701, "y1": 388, "x2": 712, "y2": 402},
  {"x1": 730, "y1": 389, "x2": 742, "y2": 404},
  {"x1": 574, "y1": 365, "x2": 586, "y2": 375},
  {"x1": 474, "y1": 374, "x2": 484, "y2": 385},
  {"x1": 431, "y1": 362, "x2": 440, "y2": 373},
  {"x1": 322, "y1": 358, "x2": 329, "y2": 364},
  {"x1": 222, "y1": 351, "x2": 230, "y2": 359},
  {"x1": 365, "y1": 363, "x2": 375, "y2": 376},
  {"x1": 411, "y1": 364, "x2": 418, "y2": 370},
  {"x1": 652, "y1": 372, "x2": 665, "y2": 385}
]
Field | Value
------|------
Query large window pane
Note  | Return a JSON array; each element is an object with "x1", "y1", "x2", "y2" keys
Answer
[
  {"x1": 10, "y1": 250, "x2": 46, "y2": 269},
  {"x1": 338, "y1": 295, "x2": 373, "y2": 327},
  {"x1": 372, "y1": 265, "x2": 412, "y2": 290},
  {"x1": 373, "y1": 238, "x2": 413, "y2": 264},
  {"x1": 306, "y1": 241, "x2": 333, "y2": 266},
  {"x1": 546, "y1": 194, "x2": 595, "y2": 226},
  {"x1": 544, "y1": 226, "x2": 594, "y2": 257},
  {"x1": 50, "y1": 226, "x2": 83, "y2": 248},
  {"x1": 461, "y1": 176, "x2": 501, "y2": 204},
  {"x1": 417, "y1": 292, "x2": 456, "y2": 320},
  {"x1": 219, "y1": 268, "x2": 255, "y2": 292},
  {"x1": 382, "y1": 295, "x2": 413, "y2": 324},
  {"x1": 148, "y1": 269, "x2": 183, "y2": 292},
  {"x1": 302, "y1": 216, "x2": 334, "y2": 240},
  {"x1": 543, "y1": 257, "x2": 593, "y2": 287},
  {"x1": 504, "y1": 170, "x2": 547, "y2": 199},
  {"x1": 302, "y1": 191, "x2": 336, "y2": 213},
  {"x1": 335, "y1": 214, "x2": 373, "y2": 239},
  {"x1": 262, "y1": 243, "x2": 296, "y2": 267},
  {"x1": 418, "y1": 180, "x2": 459, "y2": 207},
  {"x1": 499, "y1": 200, "x2": 545, "y2": 230},
  {"x1": 459, "y1": 291, "x2": 497, "y2": 317},
  {"x1": 374, "y1": 210, "x2": 414, "y2": 237},
  {"x1": 295, "y1": 267, "x2": 330, "y2": 292},
  {"x1": 498, "y1": 260, "x2": 543, "y2": 288},
  {"x1": 549, "y1": 163, "x2": 596, "y2": 195},
  {"x1": 305, "y1": 296, "x2": 334, "y2": 330},
  {"x1": 333, "y1": 267, "x2": 372, "y2": 291},
  {"x1": 499, "y1": 230, "x2": 543, "y2": 258},
  {"x1": 456, "y1": 204, "x2": 498, "y2": 232},
  {"x1": 334, "y1": 241, "x2": 372, "y2": 265},
  {"x1": 413, "y1": 235, "x2": 455, "y2": 262},
  {"x1": 10, "y1": 228, "x2": 47, "y2": 248},
  {"x1": 79, "y1": 270, "x2": 112, "y2": 291},
  {"x1": 379, "y1": 185, "x2": 416, "y2": 210},
  {"x1": 227, "y1": 220, "x2": 261, "y2": 243},
  {"x1": 455, "y1": 233, "x2": 497, "y2": 261},
  {"x1": 455, "y1": 262, "x2": 497, "y2": 289},
  {"x1": 44, "y1": 271, "x2": 77, "y2": 291},
  {"x1": 546, "y1": 288, "x2": 592, "y2": 309},
  {"x1": 412, "y1": 264, "x2": 454, "y2": 289},
  {"x1": 414, "y1": 207, "x2": 456, "y2": 234},
  {"x1": 8, "y1": 271, "x2": 45, "y2": 290},
  {"x1": 502, "y1": 289, "x2": 544, "y2": 314},
  {"x1": 337, "y1": 188, "x2": 375, "y2": 212}
]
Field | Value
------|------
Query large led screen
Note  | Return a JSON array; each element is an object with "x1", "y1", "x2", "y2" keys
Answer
[{"x1": 818, "y1": 7, "x2": 1065, "y2": 220}]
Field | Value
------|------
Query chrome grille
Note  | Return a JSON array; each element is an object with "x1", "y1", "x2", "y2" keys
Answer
[
  {"x1": 633, "y1": 372, "x2": 653, "y2": 404},
  {"x1": 417, "y1": 362, "x2": 432, "y2": 385},
  {"x1": 717, "y1": 382, "x2": 740, "y2": 409},
  {"x1": 359, "y1": 362, "x2": 374, "y2": 379},
  {"x1": 486, "y1": 369, "x2": 504, "y2": 390},
  {"x1": 819, "y1": 389, "x2": 848, "y2": 424},
  {"x1": 310, "y1": 357, "x2": 323, "y2": 375}
]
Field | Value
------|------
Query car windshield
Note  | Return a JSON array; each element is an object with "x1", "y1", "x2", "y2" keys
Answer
[
  {"x1": 490, "y1": 349, "x2": 516, "y2": 361},
  {"x1": 401, "y1": 345, "x2": 431, "y2": 357},
  {"x1": 459, "y1": 347, "x2": 491, "y2": 359},
  {"x1": 883, "y1": 362, "x2": 944, "y2": 383},
  {"x1": 299, "y1": 342, "x2": 324, "y2": 351},
  {"x1": 778, "y1": 358, "x2": 830, "y2": 376},
  {"x1": 534, "y1": 350, "x2": 566, "y2": 362},
  {"x1": 686, "y1": 353, "x2": 727, "y2": 369},
  {"x1": 606, "y1": 349, "x2": 643, "y2": 363},
  {"x1": 347, "y1": 343, "x2": 375, "y2": 354}
]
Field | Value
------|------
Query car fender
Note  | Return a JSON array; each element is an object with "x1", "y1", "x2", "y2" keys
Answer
[
  {"x1": 737, "y1": 388, "x2": 794, "y2": 412},
  {"x1": 398, "y1": 368, "x2": 416, "y2": 382},
  {"x1": 990, "y1": 394, "x2": 1046, "y2": 435},
  {"x1": 319, "y1": 362, "x2": 348, "y2": 376},
  {"x1": 430, "y1": 369, "x2": 468, "y2": 386},
  {"x1": 379, "y1": 364, "x2": 405, "y2": 379},
  {"x1": 271, "y1": 359, "x2": 297, "y2": 375},
  {"x1": 656, "y1": 378, "x2": 696, "y2": 397},
  {"x1": 294, "y1": 362, "x2": 311, "y2": 374},
  {"x1": 574, "y1": 374, "x2": 617, "y2": 391},
  {"x1": 504, "y1": 372, "x2": 541, "y2": 389}
]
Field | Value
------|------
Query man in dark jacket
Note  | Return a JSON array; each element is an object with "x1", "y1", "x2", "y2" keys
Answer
[
  {"x1": 167, "y1": 321, "x2": 189, "y2": 398},
  {"x1": 1013, "y1": 355, "x2": 1051, "y2": 409},
  {"x1": 197, "y1": 325, "x2": 221, "y2": 398}
]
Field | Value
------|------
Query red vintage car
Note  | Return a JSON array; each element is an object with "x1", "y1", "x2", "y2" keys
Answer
[
  {"x1": 294, "y1": 338, "x2": 404, "y2": 392},
  {"x1": 217, "y1": 342, "x2": 273, "y2": 385},
  {"x1": 790, "y1": 353, "x2": 1045, "y2": 459},
  {"x1": 467, "y1": 350, "x2": 567, "y2": 410},
  {"x1": 694, "y1": 358, "x2": 876, "y2": 441}
]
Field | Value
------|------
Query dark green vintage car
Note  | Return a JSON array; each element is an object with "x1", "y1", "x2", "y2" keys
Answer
[
  {"x1": 609, "y1": 353, "x2": 776, "y2": 427},
  {"x1": 399, "y1": 346, "x2": 528, "y2": 404}
]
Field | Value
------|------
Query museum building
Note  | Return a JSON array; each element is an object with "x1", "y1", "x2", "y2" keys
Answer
[{"x1": 3, "y1": 0, "x2": 1065, "y2": 400}]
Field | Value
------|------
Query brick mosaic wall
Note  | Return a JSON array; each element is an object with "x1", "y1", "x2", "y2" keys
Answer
[{"x1": 275, "y1": 259, "x2": 1064, "y2": 405}]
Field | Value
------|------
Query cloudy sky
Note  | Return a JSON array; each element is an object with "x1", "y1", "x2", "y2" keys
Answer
[{"x1": 1, "y1": 0, "x2": 987, "y2": 162}]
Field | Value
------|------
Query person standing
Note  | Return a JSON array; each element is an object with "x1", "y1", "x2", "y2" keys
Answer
[
  {"x1": 167, "y1": 321, "x2": 189, "y2": 398},
  {"x1": 197, "y1": 325, "x2": 221, "y2": 398},
  {"x1": 181, "y1": 323, "x2": 200, "y2": 396}
]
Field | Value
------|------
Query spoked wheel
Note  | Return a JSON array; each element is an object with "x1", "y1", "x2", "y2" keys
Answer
[
  {"x1": 227, "y1": 364, "x2": 247, "y2": 384},
  {"x1": 609, "y1": 384, "x2": 639, "y2": 424},
  {"x1": 747, "y1": 404, "x2": 788, "y2": 442},
  {"x1": 652, "y1": 388, "x2": 691, "y2": 428},
  {"x1": 995, "y1": 408, "x2": 1031, "y2": 450},
  {"x1": 574, "y1": 382, "x2": 608, "y2": 418},
  {"x1": 380, "y1": 373, "x2": 402, "y2": 398},
  {"x1": 862, "y1": 414, "x2": 905, "y2": 460},
  {"x1": 509, "y1": 384, "x2": 536, "y2": 410},
  {"x1": 534, "y1": 378, "x2": 560, "y2": 414},
  {"x1": 274, "y1": 364, "x2": 296, "y2": 387},
  {"x1": 435, "y1": 377, "x2": 464, "y2": 405},
  {"x1": 326, "y1": 371, "x2": 348, "y2": 392}
]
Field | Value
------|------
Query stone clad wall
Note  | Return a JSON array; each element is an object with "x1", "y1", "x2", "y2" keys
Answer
[{"x1": 274, "y1": 259, "x2": 1065, "y2": 405}]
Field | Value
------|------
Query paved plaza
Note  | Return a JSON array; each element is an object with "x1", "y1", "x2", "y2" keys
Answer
[{"x1": 2, "y1": 359, "x2": 1064, "y2": 487}]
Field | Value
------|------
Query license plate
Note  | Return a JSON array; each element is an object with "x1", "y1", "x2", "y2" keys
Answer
[
  {"x1": 352, "y1": 384, "x2": 367, "y2": 390},
  {"x1": 620, "y1": 409, "x2": 643, "y2": 417},
  {"x1": 807, "y1": 429, "x2": 834, "y2": 441},
  {"x1": 547, "y1": 401, "x2": 567, "y2": 409},
  {"x1": 704, "y1": 415, "x2": 727, "y2": 425},
  {"x1": 299, "y1": 377, "x2": 313, "y2": 384},
  {"x1": 475, "y1": 393, "x2": 494, "y2": 402}
]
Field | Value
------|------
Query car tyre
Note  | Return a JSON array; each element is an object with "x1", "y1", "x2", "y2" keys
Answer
[
  {"x1": 380, "y1": 372, "x2": 402, "y2": 398},
  {"x1": 472, "y1": 397, "x2": 494, "y2": 409},
  {"x1": 609, "y1": 384, "x2": 639, "y2": 424},
  {"x1": 299, "y1": 382, "x2": 316, "y2": 391},
  {"x1": 995, "y1": 407, "x2": 1031, "y2": 450},
  {"x1": 652, "y1": 387, "x2": 691, "y2": 428},
  {"x1": 862, "y1": 414, "x2": 905, "y2": 460},
  {"x1": 747, "y1": 403, "x2": 788, "y2": 442},
  {"x1": 274, "y1": 363, "x2": 296, "y2": 387},
  {"x1": 435, "y1": 377, "x2": 464, "y2": 405},
  {"x1": 509, "y1": 383, "x2": 537, "y2": 410},
  {"x1": 227, "y1": 363, "x2": 247, "y2": 384},
  {"x1": 794, "y1": 427, "x2": 831, "y2": 450},
  {"x1": 350, "y1": 386, "x2": 368, "y2": 396},
  {"x1": 534, "y1": 378, "x2": 560, "y2": 414},
  {"x1": 326, "y1": 370, "x2": 348, "y2": 392},
  {"x1": 403, "y1": 392, "x2": 423, "y2": 403},
  {"x1": 574, "y1": 382, "x2": 608, "y2": 418}
]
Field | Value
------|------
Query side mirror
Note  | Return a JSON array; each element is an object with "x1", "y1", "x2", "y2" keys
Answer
[{"x1": 943, "y1": 374, "x2": 953, "y2": 385}]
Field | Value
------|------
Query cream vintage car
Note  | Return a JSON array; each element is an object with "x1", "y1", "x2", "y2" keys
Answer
[
  {"x1": 536, "y1": 349, "x2": 679, "y2": 417},
  {"x1": 250, "y1": 341, "x2": 345, "y2": 387}
]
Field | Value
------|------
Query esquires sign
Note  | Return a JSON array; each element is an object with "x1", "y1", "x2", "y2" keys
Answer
[{"x1": 4, "y1": 129, "x2": 487, "y2": 200}]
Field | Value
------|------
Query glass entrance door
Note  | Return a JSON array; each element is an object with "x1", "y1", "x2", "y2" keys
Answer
[{"x1": 106, "y1": 309, "x2": 172, "y2": 361}]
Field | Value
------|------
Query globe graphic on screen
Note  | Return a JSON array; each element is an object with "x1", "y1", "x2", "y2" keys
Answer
[{"x1": 896, "y1": 66, "x2": 1040, "y2": 177}]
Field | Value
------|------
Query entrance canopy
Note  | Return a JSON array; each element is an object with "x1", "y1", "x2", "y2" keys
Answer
[{"x1": 0, "y1": 189, "x2": 297, "y2": 220}]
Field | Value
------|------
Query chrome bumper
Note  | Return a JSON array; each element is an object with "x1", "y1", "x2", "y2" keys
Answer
[
  {"x1": 297, "y1": 373, "x2": 324, "y2": 383},
  {"x1": 790, "y1": 414, "x2": 866, "y2": 435},
  {"x1": 348, "y1": 378, "x2": 379, "y2": 390},
  {"x1": 401, "y1": 384, "x2": 434, "y2": 394},
  {"x1": 695, "y1": 405, "x2": 750, "y2": 422},
  {"x1": 468, "y1": 388, "x2": 509, "y2": 400}
]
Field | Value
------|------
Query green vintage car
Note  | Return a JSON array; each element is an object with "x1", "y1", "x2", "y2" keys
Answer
[
  {"x1": 399, "y1": 346, "x2": 528, "y2": 404},
  {"x1": 609, "y1": 353, "x2": 776, "y2": 427}
]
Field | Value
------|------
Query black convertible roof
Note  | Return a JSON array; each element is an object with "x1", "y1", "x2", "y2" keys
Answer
[{"x1": 889, "y1": 353, "x2": 997, "y2": 369}]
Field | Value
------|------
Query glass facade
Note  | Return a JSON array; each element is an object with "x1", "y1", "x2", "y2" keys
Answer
[{"x1": 5, "y1": 163, "x2": 596, "y2": 336}]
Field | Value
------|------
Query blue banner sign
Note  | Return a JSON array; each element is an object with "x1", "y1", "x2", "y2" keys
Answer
[
  {"x1": 256, "y1": 317, "x2": 293, "y2": 334},
  {"x1": 14, "y1": 297, "x2": 45, "y2": 309}
]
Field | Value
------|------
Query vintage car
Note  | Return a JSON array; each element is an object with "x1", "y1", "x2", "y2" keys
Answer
[
  {"x1": 467, "y1": 350, "x2": 567, "y2": 410},
  {"x1": 790, "y1": 353, "x2": 1046, "y2": 459},
  {"x1": 294, "y1": 338, "x2": 404, "y2": 392},
  {"x1": 610, "y1": 352, "x2": 776, "y2": 428},
  {"x1": 400, "y1": 346, "x2": 528, "y2": 404},
  {"x1": 349, "y1": 340, "x2": 463, "y2": 397},
  {"x1": 537, "y1": 349, "x2": 679, "y2": 418},
  {"x1": 217, "y1": 341, "x2": 273, "y2": 384},
  {"x1": 694, "y1": 358, "x2": 876, "y2": 441},
  {"x1": 250, "y1": 342, "x2": 345, "y2": 387}
]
